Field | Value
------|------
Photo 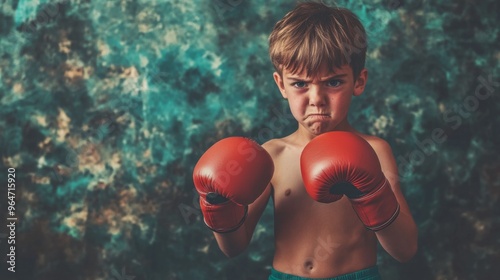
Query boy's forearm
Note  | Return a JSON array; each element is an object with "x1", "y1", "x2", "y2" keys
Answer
[
  {"x1": 211, "y1": 185, "x2": 272, "y2": 258},
  {"x1": 375, "y1": 211, "x2": 418, "y2": 262},
  {"x1": 213, "y1": 223, "x2": 251, "y2": 258}
]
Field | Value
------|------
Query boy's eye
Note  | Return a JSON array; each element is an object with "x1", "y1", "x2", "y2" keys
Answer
[
  {"x1": 327, "y1": 80, "x2": 343, "y2": 87},
  {"x1": 291, "y1": 81, "x2": 307, "y2": 88}
]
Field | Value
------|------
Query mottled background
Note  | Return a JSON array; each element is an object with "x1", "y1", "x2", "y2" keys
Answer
[{"x1": 0, "y1": 0, "x2": 499, "y2": 279}]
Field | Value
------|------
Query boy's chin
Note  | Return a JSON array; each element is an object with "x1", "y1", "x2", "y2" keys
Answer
[
  {"x1": 307, "y1": 124, "x2": 335, "y2": 135},
  {"x1": 306, "y1": 122, "x2": 346, "y2": 135}
]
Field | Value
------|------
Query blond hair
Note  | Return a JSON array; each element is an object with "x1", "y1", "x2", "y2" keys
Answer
[{"x1": 269, "y1": 2, "x2": 367, "y2": 79}]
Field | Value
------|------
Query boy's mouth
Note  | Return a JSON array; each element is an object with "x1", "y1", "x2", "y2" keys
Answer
[
  {"x1": 306, "y1": 113, "x2": 330, "y2": 118},
  {"x1": 306, "y1": 113, "x2": 330, "y2": 120}
]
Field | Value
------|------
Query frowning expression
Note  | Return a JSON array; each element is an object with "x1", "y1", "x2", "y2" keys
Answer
[{"x1": 273, "y1": 64, "x2": 367, "y2": 135}]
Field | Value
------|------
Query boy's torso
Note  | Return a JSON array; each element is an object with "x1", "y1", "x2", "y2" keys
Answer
[{"x1": 266, "y1": 132, "x2": 379, "y2": 278}]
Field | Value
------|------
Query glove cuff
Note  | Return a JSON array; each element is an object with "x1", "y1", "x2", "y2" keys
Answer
[
  {"x1": 200, "y1": 198, "x2": 248, "y2": 233},
  {"x1": 350, "y1": 179, "x2": 400, "y2": 231}
]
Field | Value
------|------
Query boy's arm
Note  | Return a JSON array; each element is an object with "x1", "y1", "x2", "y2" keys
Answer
[
  {"x1": 300, "y1": 132, "x2": 418, "y2": 262},
  {"x1": 211, "y1": 140, "x2": 276, "y2": 257},
  {"x1": 371, "y1": 139, "x2": 418, "y2": 262},
  {"x1": 213, "y1": 183, "x2": 272, "y2": 257}
]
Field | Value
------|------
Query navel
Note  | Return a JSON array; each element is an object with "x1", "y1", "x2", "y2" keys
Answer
[
  {"x1": 304, "y1": 258, "x2": 314, "y2": 271},
  {"x1": 285, "y1": 189, "x2": 291, "y2": 196}
]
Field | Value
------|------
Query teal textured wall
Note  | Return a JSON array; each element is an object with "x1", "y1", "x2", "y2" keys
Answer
[{"x1": 0, "y1": 0, "x2": 499, "y2": 279}]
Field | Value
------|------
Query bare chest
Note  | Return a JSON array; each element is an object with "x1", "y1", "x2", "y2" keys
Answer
[{"x1": 270, "y1": 147, "x2": 367, "y2": 235}]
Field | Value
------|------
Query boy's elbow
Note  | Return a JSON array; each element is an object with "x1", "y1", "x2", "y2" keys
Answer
[
  {"x1": 397, "y1": 222, "x2": 419, "y2": 263},
  {"x1": 395, "y1": 241, "x2": 418, "y2": 263},
  {"x1": 217, "y1": 239, "x2": 249, "y2": 258},
  {"x1": 220, "y1": 247, "x2": 245, "y2": 258},
  {"x1": 213, "y1": 228, "x2": 251, "y2": 258},
  {"x1": 222, "y1": 251, "x2": 240, "y2": 258}
]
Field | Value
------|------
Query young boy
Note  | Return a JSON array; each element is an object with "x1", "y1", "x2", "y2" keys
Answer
[{"x1": 193, "y1": 2, "x2": 418, "y2": 279}]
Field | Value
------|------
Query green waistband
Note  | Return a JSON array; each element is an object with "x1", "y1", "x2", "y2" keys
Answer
[{"x1": 269, "y1": 265, "x2": 381, "y2": 280}]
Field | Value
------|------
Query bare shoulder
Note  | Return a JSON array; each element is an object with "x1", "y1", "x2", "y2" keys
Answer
[
  {"x1": 261, "y1": 138, "x2": 287, "y2": 159},
  {"x1": 357, "y1": 133, "x2": 393, "y2": 155},
  {"x1": 355, "y1": 133, "x2": 397, "y2": 175},
  {"x1": 354, "y1": 133, "x2": 403, "y2": 190}
]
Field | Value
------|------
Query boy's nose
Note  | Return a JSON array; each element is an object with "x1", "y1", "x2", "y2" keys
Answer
[{"x1": 308, "y1": 87, "x2": 327, "y2": 107}]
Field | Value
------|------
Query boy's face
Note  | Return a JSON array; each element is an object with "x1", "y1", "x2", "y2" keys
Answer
[{"x1": 273, "y1": 64, "x2": 367, "y2": 136}]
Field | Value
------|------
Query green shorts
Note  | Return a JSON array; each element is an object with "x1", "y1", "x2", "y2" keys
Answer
[{"x1": 269, "y1": 265, "x2": 381, "y2": 280}]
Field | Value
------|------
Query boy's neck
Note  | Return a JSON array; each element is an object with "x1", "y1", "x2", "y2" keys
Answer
[{"x1": 293, "y1": 119, "x2": 357, "y2": 146}]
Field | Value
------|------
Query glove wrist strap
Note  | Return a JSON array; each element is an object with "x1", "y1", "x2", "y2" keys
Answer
[
  {"x1": 200, "y1": 198, "x2": 248, "y2": 233},
  {"x1": 350, "y1": 179, "x2": 400, "y2": 231}
]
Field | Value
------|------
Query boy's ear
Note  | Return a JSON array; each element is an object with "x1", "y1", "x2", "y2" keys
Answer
[
  {"x1": 353, "y1": 68, "x2": 368, "y2": 97},
  {"x1": 273, "y1": 72, "x2": 287, "y2": 99}
]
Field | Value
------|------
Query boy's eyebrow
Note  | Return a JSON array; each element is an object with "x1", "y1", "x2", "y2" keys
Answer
[{"x1": 286, "y1": 74, "x2": 348, "y2": 82}]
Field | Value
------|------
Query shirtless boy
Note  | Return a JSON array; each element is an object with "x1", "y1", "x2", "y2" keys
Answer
[{"x1": 193, "y1": 2, "x2": 418, "y2": 279}]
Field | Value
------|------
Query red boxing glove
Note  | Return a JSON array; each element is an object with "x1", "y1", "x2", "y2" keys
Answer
[
  {"x1": 300, "y1": 131, "x2": 400, "y2": 231},
  {"x1": 193, "y1": 137, "x2": 274, "y2": 233}
]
